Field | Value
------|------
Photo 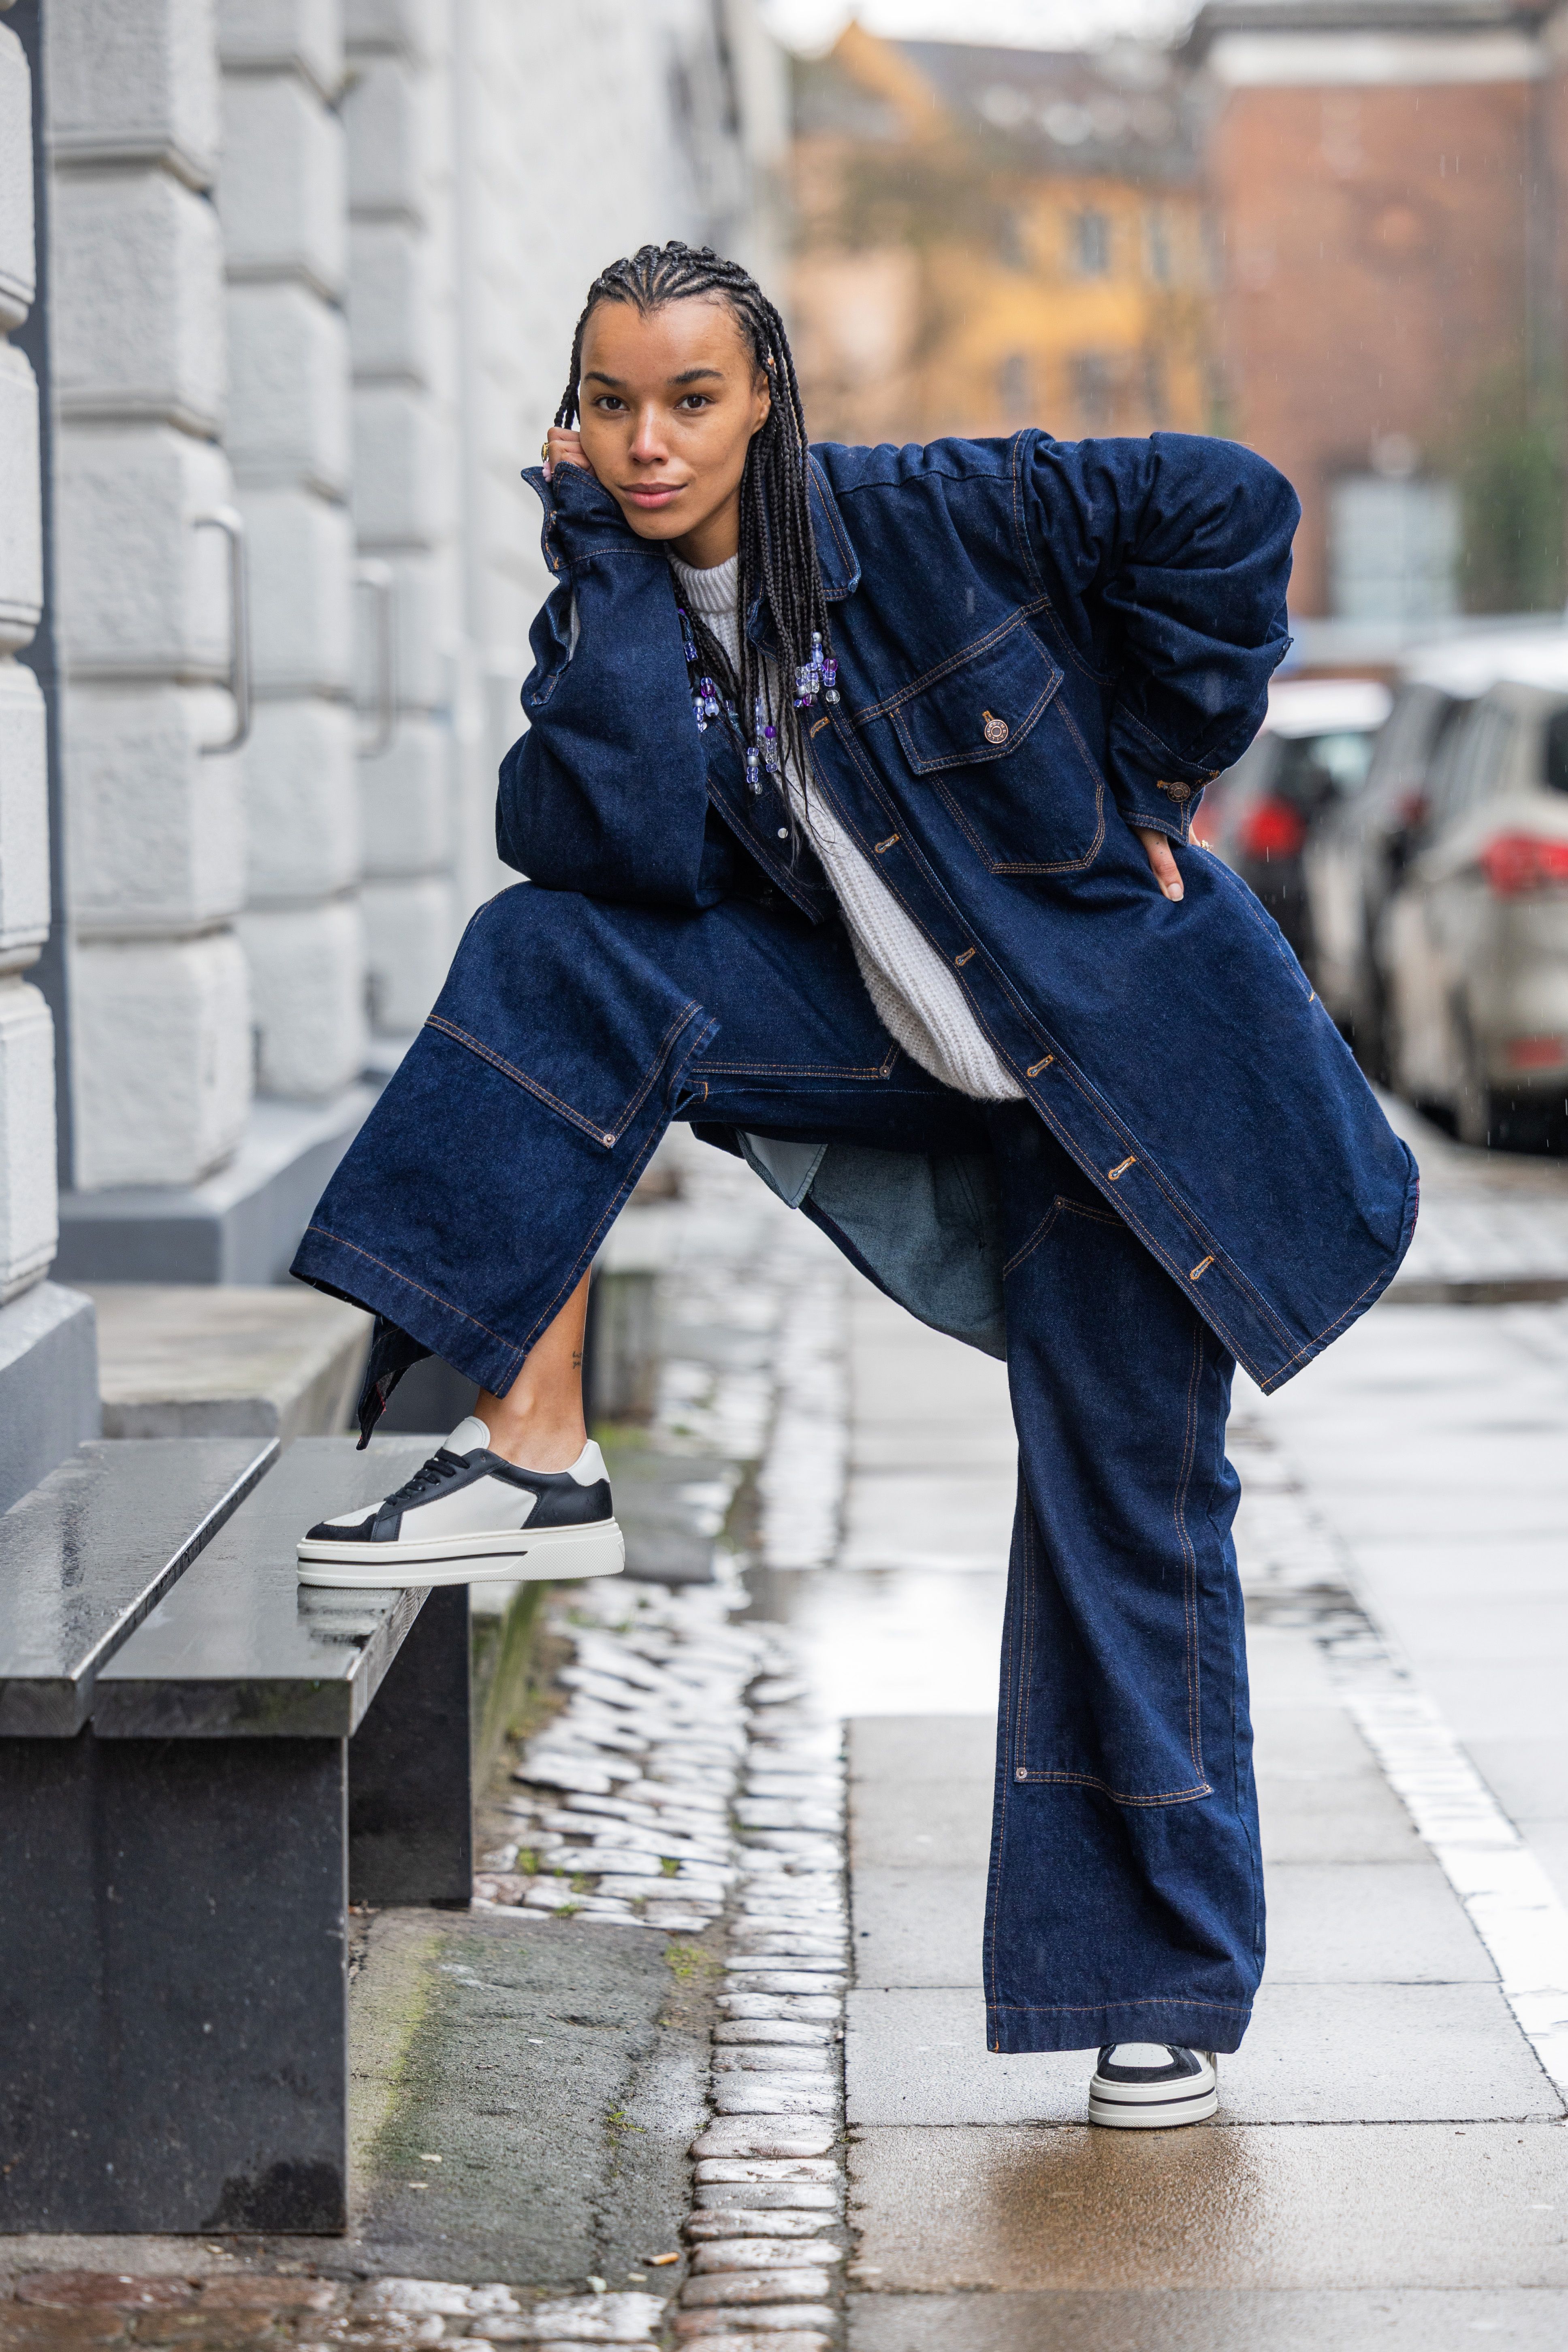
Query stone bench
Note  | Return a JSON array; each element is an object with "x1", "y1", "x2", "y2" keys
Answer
[{"x1": 0, "y1": 1436, "x2": 473, "y2": 2236}]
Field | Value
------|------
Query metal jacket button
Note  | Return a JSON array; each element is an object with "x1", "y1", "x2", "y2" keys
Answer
[{"x1": 982, "y1": 710, "x2": 1009, "y2": 746}]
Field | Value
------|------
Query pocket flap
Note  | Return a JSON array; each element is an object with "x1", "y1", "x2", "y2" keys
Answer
[{"x1": 887, "y1": 620, "x2": 1064, "y2": 776}]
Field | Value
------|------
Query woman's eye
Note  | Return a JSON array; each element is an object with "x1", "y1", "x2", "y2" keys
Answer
[
  {"x1": 594, "y1": 396, "x2": 627, "y2": 413},
  {"x1": 678, "y1": 394, "x2": 713, "y2": 412}
]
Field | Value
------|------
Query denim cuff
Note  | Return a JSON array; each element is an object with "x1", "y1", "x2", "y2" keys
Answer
[{"x1": 1106, "y1": 702, "x2": 1221, "y2": 843}]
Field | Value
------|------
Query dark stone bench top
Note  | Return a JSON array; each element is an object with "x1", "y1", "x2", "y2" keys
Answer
[
  {"x1": 93, "y1": 1437, "x2": 439, "y2": 1741},
  {"x1": 0, "y1": 1439, "x2": 278, "y2": 1737}
]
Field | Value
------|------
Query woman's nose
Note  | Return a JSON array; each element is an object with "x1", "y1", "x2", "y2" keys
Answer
[{"x1": 629, "y1": 405, "x2": 668, "y2": 465}]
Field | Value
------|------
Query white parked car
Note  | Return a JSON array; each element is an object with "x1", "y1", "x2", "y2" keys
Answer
[
  {"x1": 1306, "y1": 627, "x2": 1568, "y2": 1079},
  {"x1": 1380, "y1": 635, "x2": 1568, "y2": 1146}
]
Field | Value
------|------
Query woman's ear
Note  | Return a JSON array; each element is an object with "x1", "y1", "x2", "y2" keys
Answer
[{"x1": 751, "y1": 369, "x2": 772, "y2": 438}]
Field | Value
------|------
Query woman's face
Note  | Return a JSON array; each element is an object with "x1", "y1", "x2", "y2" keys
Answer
[{"x1": 574, "y1": 296, "x2": 771, "y2": 565}]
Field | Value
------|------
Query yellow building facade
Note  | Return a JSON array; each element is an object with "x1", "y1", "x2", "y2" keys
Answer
[{"x1": 790, "y1": 24, "x2": 1216, "y2": 448}]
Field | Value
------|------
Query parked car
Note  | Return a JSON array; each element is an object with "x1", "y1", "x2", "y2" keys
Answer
[
  {"x1": 1380, "y1": 638, "x2": 1568, "y2": 1147},
  {"x1": 1200, "y1": 678, "x2": 1391, "y2": 973},
  {"x1": 1306, "y1": 628, "x2": 1568, "y2": 1079}
]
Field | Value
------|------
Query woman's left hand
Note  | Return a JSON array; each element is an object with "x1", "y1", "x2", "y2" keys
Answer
[
  {"x1": 1135, "y1": 829, "x2": 1184, "y2": 903},
  {"x1": 544, "y1": 426, "x2": 589, "y2": 479}
]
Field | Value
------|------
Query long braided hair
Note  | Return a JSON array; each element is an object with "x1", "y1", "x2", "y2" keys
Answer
[{"x1": 554, "y1": 241, "x2": 836, "y2": 797}]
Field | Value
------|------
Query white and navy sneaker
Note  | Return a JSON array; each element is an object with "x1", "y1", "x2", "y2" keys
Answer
[
  {"x1": 296, "y1": 1417, "x2": 625, "y2": 1588},
  {"x1": 1087, "y1": 2044, "x2": 1218, "y2": 2129}
]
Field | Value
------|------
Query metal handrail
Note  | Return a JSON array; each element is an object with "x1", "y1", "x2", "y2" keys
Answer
[
  {"x1": 354, "y1": 558, "x2": 398, "y2": 758},
  {"x1": 194, "y1": 506, "x2": 252, "y2": 755}
]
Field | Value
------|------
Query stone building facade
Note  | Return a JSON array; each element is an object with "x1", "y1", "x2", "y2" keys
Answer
[{"x1": 0, "y1": 0, "x2": 783, "y2": 1498}]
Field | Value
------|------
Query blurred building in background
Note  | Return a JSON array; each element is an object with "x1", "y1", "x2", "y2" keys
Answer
[
  {"x1": 789, "y1": 2, "x2": 1568, "y2": 656},
  {"x1": 1187, "y1": 0, "x2": 1568, "y2": 645},
  {"x1": 0, "y1": 0, "x2": 784, "y2": 1499},
  {"x1": 790, "y1": 21, "x2": 1217, "y2": 445}
]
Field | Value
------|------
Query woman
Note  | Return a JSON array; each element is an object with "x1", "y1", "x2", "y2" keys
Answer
[{"x1": 291, "y1": 242, "x2": 1417, "y2": 2126}]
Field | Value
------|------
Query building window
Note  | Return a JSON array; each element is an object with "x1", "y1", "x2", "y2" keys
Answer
[
  {"x1": 1145, "y1": 205, "x2": 1171, "y2": 284},
  {"x1": 1071, "y1": 210, "x2": 1111, "y2": 276},
  {"x1": 997, "y1": 210, "x2": 1026, "y2": 271},
  {"x1": 997, "y1": 352, "x2": 1032, "y2": 425},
  {"x1": 1329, "y1": 474, "x2": 1461, "y2": 621},
  {"x1": 1143, "y1": 350, "x2": 1167, "y2": 427},
  {"x1": 1071, "y1": 352, "x2": 1113, "y2": 431}
]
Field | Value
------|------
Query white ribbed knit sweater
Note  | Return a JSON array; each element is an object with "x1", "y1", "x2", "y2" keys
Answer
[{"x1": 669, "y1": 553, "x2": 1021, "y2": 1103}]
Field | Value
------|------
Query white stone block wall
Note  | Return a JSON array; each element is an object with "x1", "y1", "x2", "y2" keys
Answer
[
  {"x1": 442, "y1": 0, "x2": 789, "y2": 935},
  {"x1": 0, "y1": 11, "x2": 57, "y2": 1293},
  {"x1": 345, "y1": 0, "x2": 458, "y2": 1046},
  {"x1": 28, "y1": 0, "x2": 783, "y2": 1220},
  {"x1": 47, "y1": 0, "x2": 255, "y2": 1191},
  {"x1": 218, "y1": 0, "x2": 367, "y2": 1100}
]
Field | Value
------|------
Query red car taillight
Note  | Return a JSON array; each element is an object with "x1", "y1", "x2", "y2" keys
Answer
[
  {"x1": 1238, "y1": 797, "x2": 1307, "y2": 861},
  {"x1": 1479, "y1": 834, "x2": 1568, "y2": 895},
  {"x1": 1505, "y1": 1035, "x2": 1568, "y2": 1071}
]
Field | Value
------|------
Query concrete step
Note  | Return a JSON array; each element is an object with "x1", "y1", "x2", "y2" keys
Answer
[{"x1": 85, "y1": 1282, "x2": 370, "y2": 1444}]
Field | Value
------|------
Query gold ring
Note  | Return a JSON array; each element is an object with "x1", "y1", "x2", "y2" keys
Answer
[{"x1": 541, "y1": 437, "x2": 551, "y2": 463}]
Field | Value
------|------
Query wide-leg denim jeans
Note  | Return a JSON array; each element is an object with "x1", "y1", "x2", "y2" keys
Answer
[{"x1": 296, "y1": 881, "x2": 1264, "y2": 2054}]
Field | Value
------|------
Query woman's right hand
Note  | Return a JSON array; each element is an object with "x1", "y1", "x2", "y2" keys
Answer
[{"x1": 544, "y1": 426, "x2": 589, "y2": 479}]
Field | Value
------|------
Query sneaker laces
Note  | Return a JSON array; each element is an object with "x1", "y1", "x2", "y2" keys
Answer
[{"x1": 385, "y1": 1448, "x2": 467, "y2": 1508}]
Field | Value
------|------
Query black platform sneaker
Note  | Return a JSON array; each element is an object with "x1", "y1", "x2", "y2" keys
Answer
[
  {"x1": 297, "y1": 1416, "x2": 625, "y2": 1588},
  {"x1": 1087, "y1": 2044, "x2": 1218, "y2": 2128}
]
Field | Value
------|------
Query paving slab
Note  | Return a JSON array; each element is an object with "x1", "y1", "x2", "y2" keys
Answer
[
  {"x1": 1247, "y1": 1701, "x2": 1389, "y2": 1781},
  {"x1": 845, "y1": 1984, "x2": 1561, "y2": 2125},
  {"x1": 1348, "y1": 1539, "x2": 1568, "y2": 1605},
  {"x1": 1256, "y1": 1770, "x2": 1425, "y2": 1864},
  {"x1": 852, "y1": 1864, "x2": 988, "y2": 1987},
  {"x1": 848, "y1": 2286, "x2": 1568, "y2": 2350},
  {"x1": 846, "y1": 2122, "x2": 1568, "y2": 2292},
  {"x1": 847, "y1": 1858, "x2": 1493, "y2": 1994},
  {"x1": 773, "y1": 1572, "x2": 1007, "y2": 1718},
  {"x1": 841, "y1": 1471, "x2": 1015, "y2": 1572},
  {"x1": 848, "y1": 1714, "x2": 995, "y2": 1787},
  {"x1": 1459, "y1": 1736, "x2": 1568, "y2": 1825},
  {"x1": 1263, "y1": 1861, "x2": 1496, "y2": 1982},
  {"x1": 849, "y1": 1761, "x2": 993, "y2": 1869},
  {"x1": 1242, "y1": 1624, "x2": 1342, "y2": 1706}
]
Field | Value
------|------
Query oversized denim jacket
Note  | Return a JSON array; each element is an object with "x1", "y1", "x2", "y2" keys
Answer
[{"x1": 500, "y1": 433, "x2": 1417, "y2": 1392}]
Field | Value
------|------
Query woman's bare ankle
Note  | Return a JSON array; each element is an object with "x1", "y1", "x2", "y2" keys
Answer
[{"x1": 474, "y1": 1390, "x2": 587, "y2": 1475}]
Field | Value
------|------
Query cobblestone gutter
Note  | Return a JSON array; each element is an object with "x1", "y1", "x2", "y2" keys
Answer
[{"x1": 475, "y1": 1572, "x2": 851, "y2": 2350}]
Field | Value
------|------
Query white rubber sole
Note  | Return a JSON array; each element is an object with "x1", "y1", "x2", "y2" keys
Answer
[
  {"x1": 1087, "y1": 2081, "x2": 1218, "y2": 2129},
  {"x1": 296, "y1": 1516, "x2": 625, "y2": 1588},
  {"x1": 1088, "y1": 2054, "x2": 1218, "y2": 2130}
]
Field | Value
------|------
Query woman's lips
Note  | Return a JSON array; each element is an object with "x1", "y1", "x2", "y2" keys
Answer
[{"x1": 621, "y1": 483, "x2": 684, "y2": 507}]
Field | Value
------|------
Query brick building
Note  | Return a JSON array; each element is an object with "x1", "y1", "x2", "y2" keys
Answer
[
  {"x1": 1186, "y1": 0, "x2": 1568, "y2": 628},
  {"x1": 0, "y1": 0, "x2": 784, "y2": 1497},
  {"x1": 789, "y1": 21, "x2": 1218, "y2": 447}
]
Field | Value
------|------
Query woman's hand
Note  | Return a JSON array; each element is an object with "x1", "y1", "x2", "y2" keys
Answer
[
  {"x1": 1135, "y1": 828, "x2": 1184, "y2": 903},
  {"x1": 544, "y1": 426, "x2": 590, "y2": 479}
]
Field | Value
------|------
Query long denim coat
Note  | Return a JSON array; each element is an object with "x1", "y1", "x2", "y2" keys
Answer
[{"x1": 501, "y1": 434, "x2": 1417, "y2": 1392}]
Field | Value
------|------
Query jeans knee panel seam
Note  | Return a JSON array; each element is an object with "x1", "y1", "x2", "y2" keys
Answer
[
  {"x1": 1010, "y1": 1770, "x2": 1213, "y2": 1805},
  {"x1": 427, "y1": 997, "x2": 701, "y2": 1146}
]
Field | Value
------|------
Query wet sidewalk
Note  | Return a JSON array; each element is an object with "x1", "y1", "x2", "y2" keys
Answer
[{"x1": 770, "y1": 1109, "x2": 1568, "y2": 2348}]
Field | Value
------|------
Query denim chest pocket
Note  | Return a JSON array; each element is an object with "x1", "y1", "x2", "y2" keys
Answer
[{"x1": 884, "y1": 618, "x2": 1105, "y2": 876}]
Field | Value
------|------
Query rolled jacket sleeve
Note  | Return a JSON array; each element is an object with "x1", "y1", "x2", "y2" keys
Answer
[
  {"x1": 497, "y1": 465, "x2": 720, "y2": 907},
  {"x1": 1016, "y1": 431, "x2": 1299, "y2": 841}
]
